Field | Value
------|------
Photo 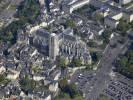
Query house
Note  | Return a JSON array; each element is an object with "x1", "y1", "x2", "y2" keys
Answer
[
  {"x1": 50, "y1": 69, "x2": 61, "y2": 81},
  {"x1": 17, "y1": 30, "x2": 29, "y2": 44},
  {"x1": 28, "y1": 90, "x2": 51, "y2": 100},
  {"x1": 94, "y1": 0, "x2": 133, "y2": 28},
  {"x1": 123, "y1": 10, "x2": 133, "y2": 22},
  {"x1": 62, "y1": 0, "x2": 91, "y2": 14},
  {"x1": 49, "y1": 82, "x2": 59, "y2": 93},
  {"x1": 74, "y1": 18, "x2": 83, "y2": 26},
  {"x1": 0, "y1": 56, "x2": 6, "y2": 73},
  {"x1": 44, "y1": 95, "x2": 51, "y2": 100},
  {"x1": 3, "y1": 81, "x2": 22, "y2": 99},
  {"x1": 104, "y1": 9, "x2": 133, "y2": 28},
  {"x1": 81, "y1": 52, "x2": 92, "y2": 65},
  {"x1": 0, "y1": 90, "x2": 5, "y2": 99},
  {"x1": 113, "y1": 0, "x2": 132, "y2": 5},
  {"x1": 69, "y1": 0, "x2": 91, "y2": 13},
  {"x1": 104, "y1": 16, "x2": 119, "y2": 28},
  {"x1": 0, "y1": 66, "x2": 6, "y2": 74},
  {"x1": 33, "y1": 73, "x2": 46, "y2": 81},
  {"x1": 6, "y1": 70, "x2": 20, "y2": 80},
  {"x1": 39, "y1": 0, "x2": 45, "y2": 6}
]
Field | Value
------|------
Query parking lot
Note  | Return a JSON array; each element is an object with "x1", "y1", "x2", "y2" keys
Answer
[
  {"x1": 70, "y1": 70, "x2": 97, "y2": 96},
  {"x1": 72, "y1": 70, "x2": 133, "y2": 100},
  {"x1": 102, "y1": 75, "x2": 133, "y2": 100}
]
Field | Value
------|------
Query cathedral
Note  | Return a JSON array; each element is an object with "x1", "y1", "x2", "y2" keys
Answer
[{"x1": 30, "y1": 28, "x2": 91, "y2": 65}]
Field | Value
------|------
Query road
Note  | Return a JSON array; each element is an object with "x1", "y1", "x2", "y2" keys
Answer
[{"x1": 85, "y1": 35, "x2": 130, "y2": 100}]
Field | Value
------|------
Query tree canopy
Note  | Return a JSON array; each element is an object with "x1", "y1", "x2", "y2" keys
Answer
[
  {"x1": 19, "y1": 75, "x2": 36, "y2": 90},
  {"x1": 0, "y1": 0, "x2": 40, "y2": 45},
  {"x1": 57, "y1": 56, "x2": 67, "y2": 69},
  {"x1": 66, "y1": 20, "x2": 76, "y2": 28},
  {"x1": 116, "y1": 49, "x2": 133, "y2": 78},
  {"x1": 117, "y1": 19, "x2": 130, "y2": 36},
  {"x1": 59, "y1": 78, "x2": 82, "y2": 99},
  {"x1": 71, "y1": 58, "x2": 82, "y2": 67}
]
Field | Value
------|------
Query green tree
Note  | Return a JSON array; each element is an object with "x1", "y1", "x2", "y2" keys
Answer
[
  {"x1": 0, "y1": 0, "x2": 40, "y2": 45},
  {"x1": 17, "y1": 0, "x2": 40, "y2": 23},
  {"x1": 117, "y1": 19, "x2": 130, "y2": 36},
  {"x1": 71, "y1": 58, "x2": 82, "y2": 67},
  {"x1": 119, "y1": 57, "x2": 128, "y2": 67},
  {"x1": 59, "y1": 78, "x2": 68, "y2": 91},
  {"x1": 66, "y1": 20, "x2": 76, "y2": 28},
  {"x1": 0, "y1": 75, "x2": 5, "y2": 83},
  {"x1": 95, "y1": 13, "x2": 104, "y2": 23},
  {"x1": 57, "y1": 56, "x2": 67, "y2": 69},
  {"x1": 59, "y1": 78, "x2": 82, "y2": 99},
  {"x1": 101, "y1": 30, "x2": 111, "y2": 44},
  {"x1": 98, "y1": 94, "x2": 110, "y2": 100},
  {"x1": 0, "y1": 74, "x2": 10, "y2": 85},
  {"x1": 116, "y1": 48, "x2": 133, "y2": 78},
  {"x1": 68, "y1": 83, "x2": 78, "y2": 98},
  {"x1": 20, "y1": 75, "x2": 36, "y2": 90}
]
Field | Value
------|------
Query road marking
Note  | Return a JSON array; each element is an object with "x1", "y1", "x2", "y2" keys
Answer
[{"x1": 103, "y1": 44, "x2": 109, "y2": 54}]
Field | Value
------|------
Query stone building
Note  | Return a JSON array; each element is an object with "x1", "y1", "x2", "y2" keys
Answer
[{"x1": 30, "y1": 28, "x2": 91, "y2": 64}]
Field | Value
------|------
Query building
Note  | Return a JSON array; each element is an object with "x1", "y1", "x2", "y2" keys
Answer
[
  {"x1": 45, "y1": 0, "x2": 50, "y2": 12},
  {"x1": 39, "y1": 0, "x2": 50, "y2": 12},
  {"x1": 49, "y1": 33, "x2": 59, "y2": 60},
  {"x1": 6, "y1": 70, "x2": 20, "y2": 80},
  {"x1": 39, "y1": 0, "x2": 45, "y2": 6},
  {"x1": 69, "y1": 0, "x2": 91, "y2": 13},
  {"x1": 62, "y1": 0, "x2": 91, "y2": 14},
  {"x1": 113, "y1": 0, "x2": 132, "y2": 5},
  {"x1": 98, "y1": 2, "x2": 133, "y2": 28},
  {"x1": 123, "y1": 10, "x2": 133, "y2": 22},
  {"x1": 104, "y1": 16, "x2": 119, "y2": 28},
  {"x1": 31, "y1": 28, "x2": 91, "y2": 64},
  {"x1": 49, "y1": 82, "x2": 59, "y2": 93}
]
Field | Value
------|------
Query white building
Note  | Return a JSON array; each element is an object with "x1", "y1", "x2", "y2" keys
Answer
[
  {"x1": 6, "y1": 71, "x2": 20, "y2": 80},
  {"x1": 33, "y1": 75, "x2": 45, "y2": 81},
  {"x1": 0, "y1": 66, "x2": 6, "y2": 74},
  {"x1": 69, "y1": 0, "x2": 91, "y2": 13},
  {"x1": 62, "y1": 0, "x2": 91, "y2": 14},
  {"x1": 114, "y1": 0, "x2": 132, "y2": 5},
  {"x1": 49, "y1": 82, "x2": 59, "y2": 92}
]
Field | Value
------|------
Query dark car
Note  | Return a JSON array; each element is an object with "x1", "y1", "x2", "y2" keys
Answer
[{"x1": 110, "y1": 43, "x2": 117, "y2": 48}]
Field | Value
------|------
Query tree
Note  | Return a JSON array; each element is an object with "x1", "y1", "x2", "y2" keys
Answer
[
  {"x1": 91, "y1": 52, "x2": 99, "y2": 63},
  {"x1": 130, "y1": 22, "x2": 133, "y2": 30},
  {"x1": 71, "y1": 58, "x2": 82, "y2": 67},
  {"x1": 0, "y1": 0, "x2": 41, "y2": 45},
  {"x1": 119, "y1": 57, "x2": 128, "y2": 67},
  {"x1": 0, "y1": 75, "x2": 5, "y2": 83},
  {"x1": 68, "y1": 83, "x2": 78, "y2": 98},
  {"x1": 98, "y1": 94, "x2": 110, "y2": 100},
  {"x1": 59, "y1": 78, "x2": 68, "y2": 91},
  {"x1": 94, "y1": 13, "x2": 104, "y2": 23},
  {"x1": 19, "y1": 75, "x2": 36, "y2": 90},
  {"x1": 87, "y1": 41, "x2": 97, "y2": 47},
  {"x1": 0, "y1": 74, "x2": 10, "y2": 85},
  {"x1": 17, "y1": 0, "x2": 40, "y2": 23},
  {"x1": 117, "y1": 19, "x2": 130, "y2": 36},
  {"x1": 57, "y1": 56, "x2": 67, "y2": 69},
  {"x1": 59, "y1": 78, "x2": 81, "y2": 99},
  {"x1": 116, "y1": 48, "x2": 133, "y2": 78},
  {"x1": 101, "y1": 30, "x2": 111, "y2": 44},
  {"x1": 66, "y1": 20, "x2": 76, "y2": 28}
]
